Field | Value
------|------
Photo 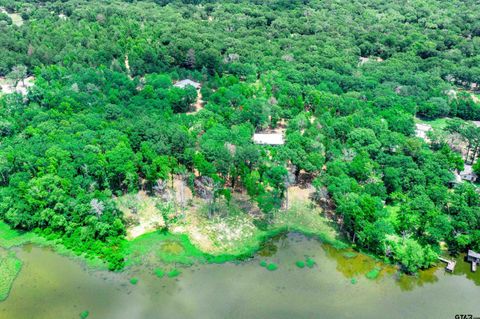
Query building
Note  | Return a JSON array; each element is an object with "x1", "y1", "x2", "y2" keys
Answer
[
  {"x1": 253, "y1": 133, "x2": 284, "y2": 145},
  {"x1": 459, "y1": 165, "x2": 477, "y2": 183},
  {"x1": 173, "y1": 79, "x2": 201, "y2": 90},
  {"x1": 467, "y1": 250, "x2": 480, "y2": 272}
]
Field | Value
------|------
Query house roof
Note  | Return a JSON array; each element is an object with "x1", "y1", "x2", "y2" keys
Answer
[
  {"x1": 174, "y1": 79, "x2": 201, "y2": 89},
  {"x1": 468, "y1": 250, "x2": 480, "y2": 259},
  {"x1": 253, "y1": 133, "x2": 285, "y2": 145}
]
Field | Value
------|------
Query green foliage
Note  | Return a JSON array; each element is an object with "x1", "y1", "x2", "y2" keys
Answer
[
  {"x1": 0, "y1": 250, "x2": 22, "y2": 301},
  {"x1": 365, "y1": 267, "x2": 381, "y2": 280},
  {"x1": 305, "y1": 257, "x2": 315, "y2": 269},
  {"x1": 80, "y1": 310, "x2": 89, "y2": 319},
  {"x1": 259, "y1": 260, "x2": 267, "y2": 267},
  {"x1": 266, "y1": 263, "x2": 278, "y2": 271},
  {"x1": 130, "y1": 277, "x2": 139, "y2": 285},
  {"x1": 0, "y1": 0, "x2": 478, "y2": 274},
  {"x1": 154, "y1": 268, "x2": 165, "y2": 278},
  {"x1": 167, "y1": 268, "x2": 181, "y2": 278},
  {"x1": 295, "y1": 260, "x2": 305, "y2": 268}
]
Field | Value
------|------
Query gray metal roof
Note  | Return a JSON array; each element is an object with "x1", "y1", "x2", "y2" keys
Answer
[{"x1": 173, "y1": 79, "x2": 201, "y2": 89}]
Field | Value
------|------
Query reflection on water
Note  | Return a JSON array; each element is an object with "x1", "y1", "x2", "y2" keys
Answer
[{"x1": 1, "y1": 233, "x2": 480, "y2": 319}]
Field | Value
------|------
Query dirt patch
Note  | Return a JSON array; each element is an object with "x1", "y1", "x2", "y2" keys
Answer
[
  {"x1": 415, "y1": 123, "x2": 432, "y2": 142},
  {"x1": 186, "y1": 89, "x2": 204, "y2": 114},
  {"x1": 116, "y1": 191, "x2": 166, "y2": 240},
  {"x1": 0, "y1": 8, "x2": 23, "y2": 26},
  {"x1": 288, "y1": 185, "x2": 314, "y2": 203}
]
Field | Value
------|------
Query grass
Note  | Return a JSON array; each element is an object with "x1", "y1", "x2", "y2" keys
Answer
[
  {"x1": 415, "y1": 117, "x2": 449, "y2": 132},
  {"x1": 0, "y1": 249, "x2": 22, "y2": 301}
]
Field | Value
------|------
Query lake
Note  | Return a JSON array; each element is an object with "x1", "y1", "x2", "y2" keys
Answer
[{"x1": 1, "y1": 233, "x2": 479, "y2": 319}]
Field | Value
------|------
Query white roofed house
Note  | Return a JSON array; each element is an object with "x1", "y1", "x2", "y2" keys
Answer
[
  {"x1": 459, "y1": 165, "x2": 477, "y2": 183},
  {"x1": 173, "y1": 79, "x2": 201, "y2": 90},
  {"x1": 173, "y1": 79, "x2": 203, "y2": 113},
  {"x1": 253, "y1": 133, "x2": 285, "y2": 145}
]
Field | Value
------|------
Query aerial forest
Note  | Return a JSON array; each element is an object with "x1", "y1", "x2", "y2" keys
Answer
[{"x1": 0, "y1": 0, "x2": 479, "y2": 272}]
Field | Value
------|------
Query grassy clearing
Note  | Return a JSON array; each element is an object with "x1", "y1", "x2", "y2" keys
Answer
[
  {"x1": 0, "y1": 249, "x2": 22, "y2": 301},
  {"x1": 272, "y1": 203, "x2": 347, "y2": 249},
  {"x1": 116, "y1": 192, "x2": 166, "y2": 240},
  {"x1": 415, "y1": 117, "x2": 449, "y2": 132},
  {"x1": 125, "y1": 200, "x2": 346, "y2": 268}
]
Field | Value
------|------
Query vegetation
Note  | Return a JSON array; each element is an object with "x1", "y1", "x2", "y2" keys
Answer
[
  {"x1": 130, "y1": 277, "x2": 139, "y2": 285},
  {"x1": 167, "y1": 268, "x2": 181, "y2": 278},
  {"x1": 0, "y1": 249, "x2": 21, "y2": 301},
  {"x1": 154, "y1": 268, "x2": 165, "y2": 278},
  {"x1": 365, "y1": 267, "x2": 381, "y2": 280},
  {"x1": 266, "y1": 263, "x2": 278, "y2": 271},
  {"x1": 0, "y1": 0, "x2": 479, "y2": 274}
]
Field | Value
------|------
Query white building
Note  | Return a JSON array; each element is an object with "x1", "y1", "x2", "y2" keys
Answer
[
  {"x1": 253, "y1": 133, "x2": 285, "y2": 145},
  {"x1": 174, "y1": 79, "x2": 201, "y2": 90}
]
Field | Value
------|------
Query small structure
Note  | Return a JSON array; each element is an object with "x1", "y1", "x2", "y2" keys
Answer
[
  {"x1": 467, "y1": 250, "x2": 480, "y2": 272},
  {"x1": 253, "y1": 133, "x2": 285, "y2": 145},
  {"x1": 459, "y1": 165, "x2": 477, "y2": 183},
  {"x1": 174, "y1": 79, "x2": 201, "y2": 90},
  {"x1": 415, "y1": 123, "x2": 432, "y2": 142},
  {"x1": 439, "y1": 256, "x2": 456, "y2": 273}
]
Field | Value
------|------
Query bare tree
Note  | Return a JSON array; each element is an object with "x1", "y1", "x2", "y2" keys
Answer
[{"x1": 90, "y1": 199, "x2": 105, "y2": 218}]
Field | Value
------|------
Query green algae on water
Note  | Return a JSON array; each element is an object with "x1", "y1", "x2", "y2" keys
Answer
[
  {"x1": 167, "y1": 268, "x2": 181, "y2": 278},
  {"x1": 0, "y1": 250, "x2": 22, "y2": 301},
  {"x1": 130, "y1": 278, "x2": 139, "y2": 285},
  {"x1": 296, "y1": 260, "x2": 305, "y2": 268},
  {"x1": 305, "y1": 257, "x2": 315, "y2": 268},
  {"x1": 365, "y1": 267, "x2": 381, "y2": 280},
  {"x1": 342, "y1": 252, "x2": 358, "y2": 259},
  {"x1": 154, "y1": 268, "x2": 165, "y2": 278},
  {"x1": 267, "y1": 263, "x2": 278, "y2": 271}
]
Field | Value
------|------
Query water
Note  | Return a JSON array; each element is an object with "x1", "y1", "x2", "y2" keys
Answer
[{"x1": 1, "y1": 233, "x2": 479, "y2": 319}]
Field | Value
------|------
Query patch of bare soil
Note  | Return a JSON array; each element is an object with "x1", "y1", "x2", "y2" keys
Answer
[
  {"x1": 116, "y1": 191, "x2": 166, "y2": 240},
  {"x1": 186, "y1": 90, "x2": 204, "y2": 114}
]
